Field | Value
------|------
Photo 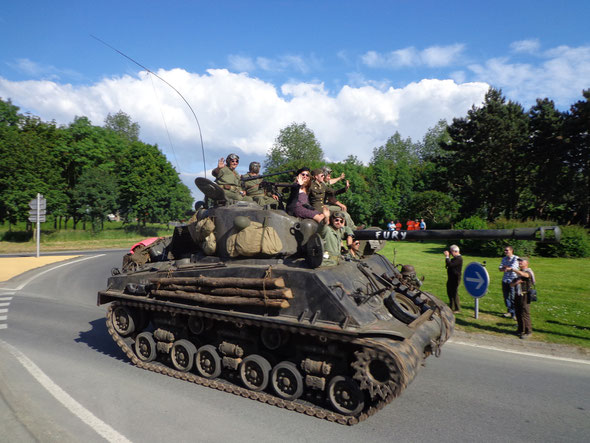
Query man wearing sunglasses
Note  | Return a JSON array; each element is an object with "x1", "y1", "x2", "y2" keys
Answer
[
  {"x1": 318, "y1": 209, "x2": 354, "y2": 266},
  {"x1": 212, "y1": 153, "x2": 253, "y2": 202}
]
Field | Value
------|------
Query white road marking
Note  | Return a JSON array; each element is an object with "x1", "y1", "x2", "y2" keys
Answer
[
  {"x1": 449, "y1": 340, "x2": 590, "y2": 365},
  {"x1": 0, "y1": 296, "x2": 14, "y2": 301},
  {"x1": 0, "y1": 315, "x2": 7, "y2": 321},
  {"x1": 0, "y1": 255, "x2": 105, "y2": 291},
  {"x1": 0, "y1": 338, "x2": 131, "y2": 442},
  {"x1": 0, "y1": 325, "x2": 6, "y2": 329},
  {"x1": 0, "y1": 308, "x2": 8, "y2": 313},
  {"x1": 0, "y1": 302, "x2": 11, "y2": 307}
]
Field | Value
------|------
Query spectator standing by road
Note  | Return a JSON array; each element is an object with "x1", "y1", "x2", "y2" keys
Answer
[
  {"x1": 444, "y1": 245, "x2": 463, "y2": 312},
  {"x1": 419, "y1": 218, "x2": 426, "y2": 230},
  {"x1": 511, "y1": 257, "x2": 536, "y2": 339},
  {"x1": 387, "y1": 220, "x2": 395, "y2": 231},
  {"x1": 395, "y1": 220, "x2": 402, "y2": 231},
  {"x1": 499, "y1": 245, "x2": 519, "y2": 319}
]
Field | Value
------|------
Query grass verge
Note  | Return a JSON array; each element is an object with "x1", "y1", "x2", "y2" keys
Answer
[{"x1": 380, "y1": 241, "x2": 590, "y2": 349}]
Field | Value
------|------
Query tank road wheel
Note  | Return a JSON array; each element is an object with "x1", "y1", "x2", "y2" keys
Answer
[
  {"x1": 195, "y1": 345, "x2": 222, "y2": 379},
  {"x1": 111, "y1": 305, "x2": 136, "y2": 337},
  {"x1": 327, "y1": 376, "x2": 365, "y2": 416},
  {"x1": 271, "y1": 361, "x2": 304, "y2": 400},
  {"x1": 135, "y1": 332, "x2": 157, "y2": 362},
  {"x1": 386, "y1": 293, "x2": 422, "y2": 324},
  {"x1": 171, "y1": 339, "x2": 197, "y2": 372},
  {"x1": 239, "y1": 355, "x2": 272, "y2": 391},
  {"x1": 351, "y1": 348, "x2": 402, "y2": 400}
]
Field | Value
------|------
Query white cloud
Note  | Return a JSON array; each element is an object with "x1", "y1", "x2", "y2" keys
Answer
[
  {"x1": 0, "y1": 68, "x2": 489, "y2": 197},
  {"x1": 227, "y1": 54, "x2": 310, "y2": 74},
  {"x1": 468, "y1": 44, "x2": 590, "y2": 107},
  {"x1": 6, "y1": 58, "x2": 82, "y2": 81},
  {"x1": 361, "y1": 44, "x2": 465, "y2": 69},
  {"x1": 510, "y1": 39, "x2": 540, "y2": 54}
]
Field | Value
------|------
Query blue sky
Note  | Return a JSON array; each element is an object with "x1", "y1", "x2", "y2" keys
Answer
[{"x1": 1, "y1": 1, "x2": 588, "y2": 196}]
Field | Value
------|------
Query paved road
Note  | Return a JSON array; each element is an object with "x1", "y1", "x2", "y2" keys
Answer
[{"x1": 0, "y1": 251, "x2": 588, "y2": 442}]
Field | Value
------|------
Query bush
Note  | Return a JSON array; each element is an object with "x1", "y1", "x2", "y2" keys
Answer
[{"x1": 536, "y1": 225, "x2": 590, "y2": 258}]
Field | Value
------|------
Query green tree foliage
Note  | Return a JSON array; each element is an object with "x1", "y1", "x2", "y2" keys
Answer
[
  {"x1": 104, "y1": 110, "x2": 140, "y2": 143},
  {"x1": 73, "y1": 167, "x2": 118, "y2": 231},
  {"x1": 369, "y1": 132, "x2": 418, "y2": 224},
  {"x1": 408, "y1": 191, "x2": 459, "y2": 226},
  {"x1": 442, "y1": 88, "x2": 529, "y2": 221},
  {"x1": 264, "y1": 122, "x2": 324, "y2": 174},
  {"x1": 0, "y1": 99, "x2": 192, "y2": 229},
  {"x1": 563, "y1": 89, "x2": 590, "y2": 226},
  {"x1": 118, "y1": 142, "x2": 192, "y2": 225}
]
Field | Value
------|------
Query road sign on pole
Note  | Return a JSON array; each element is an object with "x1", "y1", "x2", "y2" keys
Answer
[
  {"x1": 28, "y1": 194, "x2": 47, "y2": 257},
  {"x1": 463, "y1": 262, "x2": 490, "y2": 319}
]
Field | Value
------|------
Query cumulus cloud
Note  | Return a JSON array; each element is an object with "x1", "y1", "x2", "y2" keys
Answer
[
  {"x1": 468, "y1": 44, "x2": 590, "y2": 107},
  {"x1": 361, "y1": 44, "x2": 465, "y2": 69}
]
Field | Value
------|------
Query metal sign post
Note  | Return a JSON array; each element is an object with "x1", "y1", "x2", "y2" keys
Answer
[
  {"x1": 28, "y1": 194, "x2": 47, "y2": 258},
  {"x1": 463, "y1": 262, "x2": 490, "y2": 319}
]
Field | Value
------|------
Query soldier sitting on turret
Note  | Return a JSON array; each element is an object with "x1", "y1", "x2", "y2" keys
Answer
[
  {"x1": 212, "y1": 154, "x2": 253, "y2": 202},
  {"x1": 241, "y1": 161, "x2": 279, "y2": 208}
]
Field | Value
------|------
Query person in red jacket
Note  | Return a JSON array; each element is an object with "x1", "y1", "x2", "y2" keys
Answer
[{"x1": 406, "y1": 219, "x2": 415, "y2": 230}]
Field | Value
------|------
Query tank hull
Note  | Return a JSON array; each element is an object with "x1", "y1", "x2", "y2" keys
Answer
[{"x1": 98, "y1": 253, "x2": 454, "y2": 424}]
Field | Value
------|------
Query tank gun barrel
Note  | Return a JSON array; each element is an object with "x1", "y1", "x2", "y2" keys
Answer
[
  {"x1": 241, "y1": 169, "x2": 297, "y2": 182},
  {"x1": 353, "y1": 226, "x2": 561, "y2": 243}
]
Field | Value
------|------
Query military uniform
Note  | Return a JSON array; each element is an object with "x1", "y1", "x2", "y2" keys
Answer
[
  {"x1": 318, "y1": 222, "x2": 353, "y2": 266},
  {"x1": 241, "y1": 174, "x2": 277, "y2": 207},
  {"x1": 214, "y1": 166, "x2": 252, "y2": 202},
  {"x1": 309, "y1": 180, "x2": 327, "y2": 212}
]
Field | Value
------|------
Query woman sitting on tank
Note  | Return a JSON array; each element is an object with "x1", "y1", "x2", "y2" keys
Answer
[{"x1": 285, "y1": 167, "x2": 326, "y2": 223}]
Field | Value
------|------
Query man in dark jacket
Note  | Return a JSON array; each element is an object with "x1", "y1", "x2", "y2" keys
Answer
[{"x1": 444, "y1": 244, "x2": 463, "y2": 312}]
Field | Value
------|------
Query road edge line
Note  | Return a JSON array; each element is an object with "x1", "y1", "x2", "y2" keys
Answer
[
  {"x1": 449, "y1": 339, "x2": 590, "y2": 365},
  {"x1": 0, "y1": 338, "x2": 131, "y2": 442}
]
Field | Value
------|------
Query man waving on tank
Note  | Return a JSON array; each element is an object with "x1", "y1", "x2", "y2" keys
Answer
[{"x1": 212, "y1": 154, "x2": 253, "y2": 202}]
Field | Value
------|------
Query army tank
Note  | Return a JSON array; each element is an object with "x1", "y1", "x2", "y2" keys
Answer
[{"x1": 97, "y1": 177, "x2": 561, "y2": 424}]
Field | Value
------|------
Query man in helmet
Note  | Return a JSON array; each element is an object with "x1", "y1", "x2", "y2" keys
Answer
[
  {"x1": 212, "y1": 154, "x2": 253, "y2": 202},
  {"x1": 318, "y1": 208, "x2": 354, "y2": 266},
  {"x1": 241, "y1": 161, "x2": 279, "y2": 208}
]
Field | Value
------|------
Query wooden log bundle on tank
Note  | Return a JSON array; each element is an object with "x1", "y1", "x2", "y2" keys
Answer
[{"x1": 150, "y1": 275, "x2": 291, "y2": 308}]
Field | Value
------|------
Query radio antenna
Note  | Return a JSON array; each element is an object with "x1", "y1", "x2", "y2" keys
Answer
[{"x1": 91, "y1": 34, "x2": 207, "y2": 178}]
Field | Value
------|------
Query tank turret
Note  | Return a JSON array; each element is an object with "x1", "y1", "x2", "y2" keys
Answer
[{"x1": 98, "y1": 178, "x2": 560, "y2": 424}]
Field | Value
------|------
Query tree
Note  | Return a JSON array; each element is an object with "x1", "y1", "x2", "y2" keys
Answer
[
  {"x1": 73, "y1": 168, "x2": 118, "y2": 231},
  {"x1": 441, "y1": 88, "x2": 529, "y2": 221},
  {"x1": 264, "y1": 122, "x2": 324, "y2": 173},
  {"x1": 525, "y1": 98, "x2": 569, "y2": 221},
  {"x1": 408, "y1": 191, "x2": 459, "y2": 225},
  {"x1": 564, "y1": 89, "x2": 590, "y2": 225},
  {"x1": 104, "y1": 110, "x2": 140, "y2": 142},
  {"x1": 368, "y1": 132, "x2": 419, "y2": 224}
]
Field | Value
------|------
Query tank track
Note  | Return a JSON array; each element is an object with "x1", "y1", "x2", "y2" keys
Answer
[{"x1": 105, "y1": 301, "x2": 423, "y2": 425}]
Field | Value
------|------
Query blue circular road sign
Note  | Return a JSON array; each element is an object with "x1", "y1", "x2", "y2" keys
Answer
[{"x1": 463, "y1": 262, "x2": 490, "y2": 299}]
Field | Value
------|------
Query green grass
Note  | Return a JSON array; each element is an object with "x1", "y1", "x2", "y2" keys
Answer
[
  {"x1": 380, "y1": 241, "x2": 590, "y2": 349},
  {"x1": 0, "y1": 221, "x2": 175, "y2": 253}
]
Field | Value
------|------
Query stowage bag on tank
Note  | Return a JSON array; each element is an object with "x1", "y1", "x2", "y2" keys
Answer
[{"x1": 226, "y1": 222, "x2": 283, "y2": 257}]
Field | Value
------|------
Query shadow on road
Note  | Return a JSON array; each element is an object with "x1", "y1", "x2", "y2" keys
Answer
[{"x1": 75, "y1": 317, "x2": 128, "y2": 362}]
